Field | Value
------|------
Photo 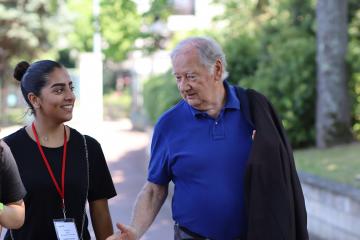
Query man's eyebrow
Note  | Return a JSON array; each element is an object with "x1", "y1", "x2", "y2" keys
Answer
[{"x1": 172, "y1": 72, "x2": 195, "y2": 75}]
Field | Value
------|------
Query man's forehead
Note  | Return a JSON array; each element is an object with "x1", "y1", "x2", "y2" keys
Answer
[{"x1": 172, "y1": 71, "x2": 196, "y2": 75}]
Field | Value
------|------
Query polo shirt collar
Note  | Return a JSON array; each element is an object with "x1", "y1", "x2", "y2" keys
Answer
[{"x1": 188, "y1": 80, "x2": 241, "y2": 117}]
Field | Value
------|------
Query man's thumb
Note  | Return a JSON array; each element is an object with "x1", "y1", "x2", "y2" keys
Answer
[{"x1": 116, "y1": 223, "x2": 128, "y2": 232}]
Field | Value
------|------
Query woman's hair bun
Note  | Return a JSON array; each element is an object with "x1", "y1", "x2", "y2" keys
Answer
[{"x1": 13, "y1": 61, "x2": 30, "y2": 82}]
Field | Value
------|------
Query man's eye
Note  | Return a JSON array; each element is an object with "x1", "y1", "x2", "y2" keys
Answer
[
  {"x1": 54, "y1": 88, "x2": 63, "y2": 94},
  {"x1": 187, "y1": 75, "x2": 196, "y2": 80},
  {"x1": 70, "y1": 86, "x2": 75, "y2": 92}
]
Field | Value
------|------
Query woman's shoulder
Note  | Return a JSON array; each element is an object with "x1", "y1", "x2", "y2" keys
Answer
[
  {"x1": 3, "y1": 127, "x2": 27, "y2": 146},
  {"x1": 84, "y1": 135, "x2": 101, "y2": 149},
  {"x1": 69, "y1": 127, "x2": 101, "y2": 148}
]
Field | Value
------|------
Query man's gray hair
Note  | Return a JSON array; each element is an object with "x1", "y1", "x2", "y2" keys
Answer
[{"x1": 170, "y1": 37, "x2": 228, "y2": 80}]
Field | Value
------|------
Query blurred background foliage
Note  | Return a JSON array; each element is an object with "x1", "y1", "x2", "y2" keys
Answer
[
  {"x1": 62, "y1": 0, "x2": 141, "y2": 63},
  {"x1": 0, "y1": 0, "x2": 360, "y2": 149},
  {"x1": 142, "y1": 0, "x2": 360, "y2": 149},
  {"x1": 0, "y1": 0, "x2": 155, "y2": 124},
  {"x1": 143, "y1": 70, "x2": 179, "y2": 123},
  {"x1": 0, "y1": 0, "x2": 63, "y2": 125},
  {"x1": 219, "y1": 0, "x2": 316, "y2": 148}
]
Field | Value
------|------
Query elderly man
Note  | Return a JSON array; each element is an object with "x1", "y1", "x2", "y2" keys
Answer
[{"x1": 107, "y1": 37, "x2": 308, "y2": 240}]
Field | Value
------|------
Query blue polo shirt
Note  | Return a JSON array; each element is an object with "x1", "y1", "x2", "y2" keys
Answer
[{"x1": 148, "y1": 81, "x2": 253, "y2": 240}]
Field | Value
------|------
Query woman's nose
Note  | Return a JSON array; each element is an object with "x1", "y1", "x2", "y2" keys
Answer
[{"x1": 65, "y1": 88, "x2": 76, "y2": 101}]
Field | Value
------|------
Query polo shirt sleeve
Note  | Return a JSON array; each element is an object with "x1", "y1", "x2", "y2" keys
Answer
[
  {"x1": 0, "y1": 141, "x2": 26, "y2": 204},
  {"x1": 147, "y1": 124, "x2": 172, "y2": 185}
]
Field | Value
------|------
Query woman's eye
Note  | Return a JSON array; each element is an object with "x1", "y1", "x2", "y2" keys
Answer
[
  {"x1": 70, "y1": 86, "x2": 75, "y2": 92},
  {"x1": 54, "y1": 88, "x2": 63, "y2": 94}
]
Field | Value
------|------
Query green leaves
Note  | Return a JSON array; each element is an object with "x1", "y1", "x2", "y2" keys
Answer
[
  {"x1": 63, "y1": 0, "x2": 141, "y2": 61},
  {"x1": 100, "y1": 0, "x2": 141, "y2": 61},
  {"x1": 216, "y1": 0, "x2": 317, "y2": 147},
  {"x1": 0, "y1": 0, "x2": 56, "y2": 58}
]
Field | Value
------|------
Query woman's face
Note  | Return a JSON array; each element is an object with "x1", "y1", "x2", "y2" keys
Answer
[{"x1": 35, "y1": 67, "x2": 75, "y2": 123}]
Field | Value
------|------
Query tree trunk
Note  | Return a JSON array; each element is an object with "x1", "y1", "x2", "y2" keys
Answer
[{"x1": 316, "y1": 0, "x2": 352, "y2": 148}]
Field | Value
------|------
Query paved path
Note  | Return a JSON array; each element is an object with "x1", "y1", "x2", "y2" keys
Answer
[{"x1": 85, "y1": 120, "x2": 173, "y2": 239}]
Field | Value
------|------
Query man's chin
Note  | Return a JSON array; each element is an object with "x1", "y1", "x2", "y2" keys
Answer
[{"x1": 187, "y1": 101, "x2": 202, "y2": 110}]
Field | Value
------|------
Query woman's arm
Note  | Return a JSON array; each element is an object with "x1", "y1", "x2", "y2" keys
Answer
[
  {"x1": 0, "y1": 141, "x2": 26, "y2": 229},
  {"x1": 0, "y1": 200, "x2": 25, "y2": 229},
  {"x1": 90, "y1": 198, "x2": 113, "y2": 240}
]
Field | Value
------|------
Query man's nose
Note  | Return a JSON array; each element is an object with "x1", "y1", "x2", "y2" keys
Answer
[{"x1": 179, "y1": 79, "x2": 190, "y2": 91}]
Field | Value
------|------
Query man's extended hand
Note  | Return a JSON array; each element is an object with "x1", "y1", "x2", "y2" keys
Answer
[{"x1": 106, "y1": 223, "x2": 138, "y2": 240}]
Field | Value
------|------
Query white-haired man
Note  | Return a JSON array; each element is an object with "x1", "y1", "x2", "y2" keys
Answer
[{"x1": 107, "y1": 37, "x2": 308, "y2": 240}]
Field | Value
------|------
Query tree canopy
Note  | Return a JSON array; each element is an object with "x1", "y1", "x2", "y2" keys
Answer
[
  {"x1": 64, "y1": 0, "x2": 141, "y2": 62},
  {"x1": 0, "y1": 0, "x2": 60, "y2": 120}
]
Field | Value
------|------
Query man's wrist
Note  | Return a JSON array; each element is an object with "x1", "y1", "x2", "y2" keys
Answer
[{"x1": 129, "y1": 225, "x2": 141, "y2": 240}]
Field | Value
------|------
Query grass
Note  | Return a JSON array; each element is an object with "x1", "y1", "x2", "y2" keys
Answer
[{"x1": 294, "y1": 142, "x2": 360, "y2": 188}]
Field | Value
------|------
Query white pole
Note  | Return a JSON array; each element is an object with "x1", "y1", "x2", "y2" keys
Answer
[
  {"x1": 76, "y1": 0, "x2": 103, "y2": 131},
  {"x1": 93, "y1": 0, "x2": 102, "y2": 54}
]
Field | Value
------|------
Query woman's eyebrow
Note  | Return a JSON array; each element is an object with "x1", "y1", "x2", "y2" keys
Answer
[{"x1": 50, "y1": 81, "x2": 73, "y2": 88}]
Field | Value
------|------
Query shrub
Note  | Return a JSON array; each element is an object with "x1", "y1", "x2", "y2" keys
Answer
[
  {"x1": 143, "y1": 71, "x2": 180, "y2": 124},
  {"x1": 224, "y1": 24, "x2": 316, "y2": 148}
]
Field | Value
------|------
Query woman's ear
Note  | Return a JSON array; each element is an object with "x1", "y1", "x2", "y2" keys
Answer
[{"x1": 28, "y1": 93, "x2": 40, "y2": 109}]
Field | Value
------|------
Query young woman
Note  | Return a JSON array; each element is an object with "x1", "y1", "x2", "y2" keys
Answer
[{"x1": 3, "y1": 60, "x2": 116, "y2": 240}]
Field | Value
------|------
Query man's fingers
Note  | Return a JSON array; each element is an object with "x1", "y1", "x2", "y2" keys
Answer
[
  {"x1": 106, "y1": 236, "x2": 119, "y2": 240},
  {"x1": 116, "y1": 223, "x2": 128, "y2": 232},
  {"x1": 116, "y1": 223, "x2": 137, "y2": 240},
  {"x1": 106, "y1": 233, "x2": 121, "y2": 240}
]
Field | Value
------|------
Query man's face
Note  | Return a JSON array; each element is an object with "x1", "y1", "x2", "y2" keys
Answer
[{"x1": 172, "y1": 48, "x2": 218, "y2": 111}]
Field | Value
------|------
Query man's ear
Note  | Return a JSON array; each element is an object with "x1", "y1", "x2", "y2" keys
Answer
[
  {"x1": 28, "y1": 93, "x2": 40, "y2": 109},
  {"x1": 214, "y1": 59, "x2": 223, "y2": 82}
]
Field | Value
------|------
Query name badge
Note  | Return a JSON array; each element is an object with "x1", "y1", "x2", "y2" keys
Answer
[{"x1": 53, "y1": 218, "x2": 79, "y2": 240}]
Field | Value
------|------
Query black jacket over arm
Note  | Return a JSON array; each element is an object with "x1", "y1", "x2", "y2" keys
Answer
[{"x1": 235, "y1": 87, "x2": 309, "y2": 240}]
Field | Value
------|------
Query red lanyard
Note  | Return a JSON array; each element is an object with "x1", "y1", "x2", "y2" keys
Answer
[{"x1": 32, "y1": 122, "x2": 68, "y2": 217}]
